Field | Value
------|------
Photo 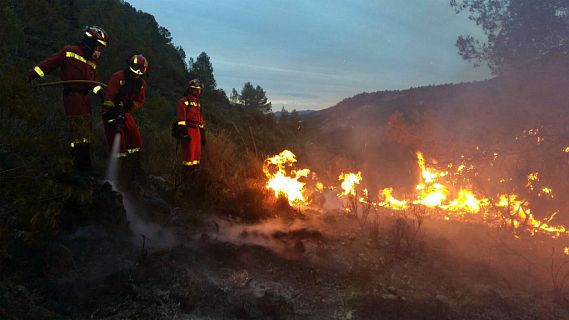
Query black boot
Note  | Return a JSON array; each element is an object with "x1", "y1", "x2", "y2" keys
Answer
[
  {"x1": 127, "y1": 152, "x2": 146, "y2": 192},
  {"x1": 175, "y1": 165, "x2": 199, "y2": 203},
  {"x1": 181, "y1": 165, "x2": 199, "y2": 183},
  {"x1": 130, "y1": 152, "x2": 145, "y2": 178}
]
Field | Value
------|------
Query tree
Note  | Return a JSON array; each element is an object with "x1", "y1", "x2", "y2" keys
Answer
[
  {"x1": 175, "y1": 45, "x2": 188, "y2": 71},
  {"x1": 239, "y1": 82, "x2": 272, "y2": 113},
  {"x1": 278, "y1": 106, "x2": 289, "y2": 129},
  {"x1": 230, "y1": 88, "x2": 240, "y2": 105},
  {"x1": 188, "y1": 51, "x2": 217, "y2": 92},
  {"x1": 0, "y1": 4, "x2": 25, "y2": 71},
  {"x1": 450, "y1": 0, "x2": 569, "y2": 75},
  {"x1": 288, "y1": 109, "x2": 301, "y2": 131}
]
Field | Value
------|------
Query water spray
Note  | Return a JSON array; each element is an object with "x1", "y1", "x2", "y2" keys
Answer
[
  {"x1": 104, "y1": 132, "x2": 177, "y2": 249},
  {"x1": 105, "y1": 133, "x2": 122, "y2": 184}
]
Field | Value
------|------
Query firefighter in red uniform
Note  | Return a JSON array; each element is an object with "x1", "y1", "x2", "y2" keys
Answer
[
  {"x1": 102, "y1": 53, "x2": 148, "y2": 173},
  {"x1": 174, "y1": 79, "x2": 206, "y2": 170},
  {"x1": 27, "y1": 26, "x2": 109, "y2": 170}
]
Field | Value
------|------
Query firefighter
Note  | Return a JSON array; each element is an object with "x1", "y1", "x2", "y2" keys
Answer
[
  {"x1": 174, "y1": 79, "x2": 206, "y2": 171},
  {"x1": 27, "y1": 26, "x2": 109, "y2": 170},
  {"x1": 102, "y1": 53, "x2": 148, "y2": 181}
]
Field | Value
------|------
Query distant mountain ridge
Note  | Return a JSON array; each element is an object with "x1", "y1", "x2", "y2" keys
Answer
[
  {"x1": 298, "y1": 59, "x2": 569, "y2": 211},
  {"x1": 273, "y1": 110, "x2": 316, "y2": 118},
  {"x1": 308, "y1": 51, "x2": 569, "y2": 130}
]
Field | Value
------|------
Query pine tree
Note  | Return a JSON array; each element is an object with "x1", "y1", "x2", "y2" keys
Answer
[
  {"x1": 230, "y1": 88, "x2": 240, "y2": 105},
  {"x1": 288, "y1": 109, "x2": 301, "y2": 131},
  {"x1": 239, "y1": 82, "x2": 272, "y2": 113},
  {"x1": 278, "y1": 106, "x2": 289, "y2": 129},
  {"x1": 188, "y1": 51, "x2": 217, "y2": 91}
]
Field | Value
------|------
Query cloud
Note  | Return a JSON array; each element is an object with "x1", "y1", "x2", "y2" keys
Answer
[{"x1": 282, "y1": 92, "x2": 320, "y2": 99}]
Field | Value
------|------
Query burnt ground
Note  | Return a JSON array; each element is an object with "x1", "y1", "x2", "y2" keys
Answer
[{"x1": 3, "y1": 179, "x2": 569, "y2": 319}]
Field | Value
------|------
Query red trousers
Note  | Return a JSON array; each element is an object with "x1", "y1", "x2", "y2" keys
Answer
[
  {"x1": 63, "y1": 91, "x2": 92, "y2": 146},
  {"x1": 104, "y1": 112, "x2": 142, "y2": 157},
  {"x1": 181, "y1": 126, "x2": 201, "y2": 166}
]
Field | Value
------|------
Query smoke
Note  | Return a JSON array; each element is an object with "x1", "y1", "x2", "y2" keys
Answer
[
  {"x1": 303, "y1": 67, "x2": 569, "y2": 223},
  {"x1": 122, "y1": 190, "x2": 177, "y2": 250},
  {"x1": 104, "y1": 132, "x2": 177, "y2": 250},
  {"x1": 212, "y1": 216, "x2": 328, "y2": 257}
]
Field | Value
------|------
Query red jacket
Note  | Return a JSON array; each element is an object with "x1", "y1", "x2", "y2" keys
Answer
[
  {"x1": 103, "y1": 70, "x2": 146, "y2": 111},
  {"x1": 31, "y1": 45, "x2": 97, "y2": 91},
  {"x1": 177, "y1": 95, "x2": 204, "y2": 166},
  {"x1": 176, "y1": 95, "x2": 204, "y2": 128}
]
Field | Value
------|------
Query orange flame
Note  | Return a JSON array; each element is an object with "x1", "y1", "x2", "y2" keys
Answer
[
  {"x1": 338, "y1": 172, "x2": 362, "y2": 198},
  {"x1": 414, "y1": 152, "x2": 449, "y2": 207},
  {"x1": 263, "y1": 150, "x2": 310, "y2": 206},
  {"x1": 379, "y1": 188, "x2": 409, "y2": 210},
  {"x1": 442, "y1": 189, "x2": 487, "y2": 214},
  {"x1": 369, "y1": 151, "x2": 567, "y2": 237},
  {"x1": 416, "y1": 152, "x2": 446, "y2": 183},
  {"x1": 263, "y1": 149, "x2": 568, "y2": 239}
]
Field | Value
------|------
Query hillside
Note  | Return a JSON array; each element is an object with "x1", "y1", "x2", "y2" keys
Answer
[
  {"x1": 307, "y1": 51, "x2": 569, "y2": 140},
  {"x1": 298, "y1": 57, "x2": 569, "y2": 222}
]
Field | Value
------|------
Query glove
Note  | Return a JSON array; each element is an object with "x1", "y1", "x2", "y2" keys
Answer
[
  {"x1": 26, "y1": 70, "x2": 40, "y2": 87},
  {"x1": 171, "y1": 122, "x2": 190, "y2": 141},
  {"x1": 179, "y1": 125, "x2": 190, "y2": 142},
  {"x1": 200, "y1": 127, "x2": 206, "y2": 146},
  {"x1": 103, "y1": 108, "x2": 124, "y2": 125},
  {"x1": 26, "y1": 70, "x2": 37, "y2": 83},
  {"x1": 123, "y1": 101, "x2": 134, "y2": 113},
  {"x1": 102, "y1": 108, "x2": 116, "y2": 123}
]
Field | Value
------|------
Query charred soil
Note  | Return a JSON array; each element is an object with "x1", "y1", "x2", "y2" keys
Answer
[{"x1": 4, "y1": 186, "x2": 569, "y2": 320}]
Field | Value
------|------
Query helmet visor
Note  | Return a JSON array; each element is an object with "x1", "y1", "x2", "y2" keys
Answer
[
  {"x1": 191, "y1": 87, "x2": 203, "y2": 96},
  {"x1": 129, "y1": 66, "x2": 145, "y2": 75}
]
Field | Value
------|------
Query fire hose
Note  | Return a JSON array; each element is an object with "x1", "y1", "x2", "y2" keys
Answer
[{"x1": 33, "y1": 80, "x2": 107, "y2": 88}]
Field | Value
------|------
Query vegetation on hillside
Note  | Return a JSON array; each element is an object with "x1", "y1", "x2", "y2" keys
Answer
[{"x1": 0, "y1": 0, "x2": 305, "y2": 232}]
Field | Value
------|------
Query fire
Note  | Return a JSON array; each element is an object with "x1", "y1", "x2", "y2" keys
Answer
[
  {"x1": 417, "y1": 152, "x2": 446, "y2": 183},
  {"x1": 539, "y1": 187, "x2": 554, "y2": 198},
  {"x1": 372, "y1": 151, "x2": 567, "y2": 237},
  {"x1": 525, "y1": 128, "x2": 544, "y2": 144},
  {"x1": 338, "y1": 172, "x2": 362, "y2": 197},
  {"x1": 442, "y1": 189, "x2": 487, "y2": 213},
  {"x1": 263, "y1": 150, "x2": 310, "y2": 206},
  {"x1": 379, "y1": 188, "x2": 409, "y2": 210},
  {"x1": 495, "y1": 195, "x2": 566, "y2": 236},
  {"x1": 526, "y1": 172, "x2": 539, "y2": 191},
  {"x1": 262, "y1": 149, "x2": 569, "y2": 239},
  {"x1": 415, "y1": 182, "x2": 448, "y2": 207}
]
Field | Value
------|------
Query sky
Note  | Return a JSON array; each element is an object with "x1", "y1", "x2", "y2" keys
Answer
[{"x1": 126, "y1": 0, "x2": 490, "y2": 111}]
